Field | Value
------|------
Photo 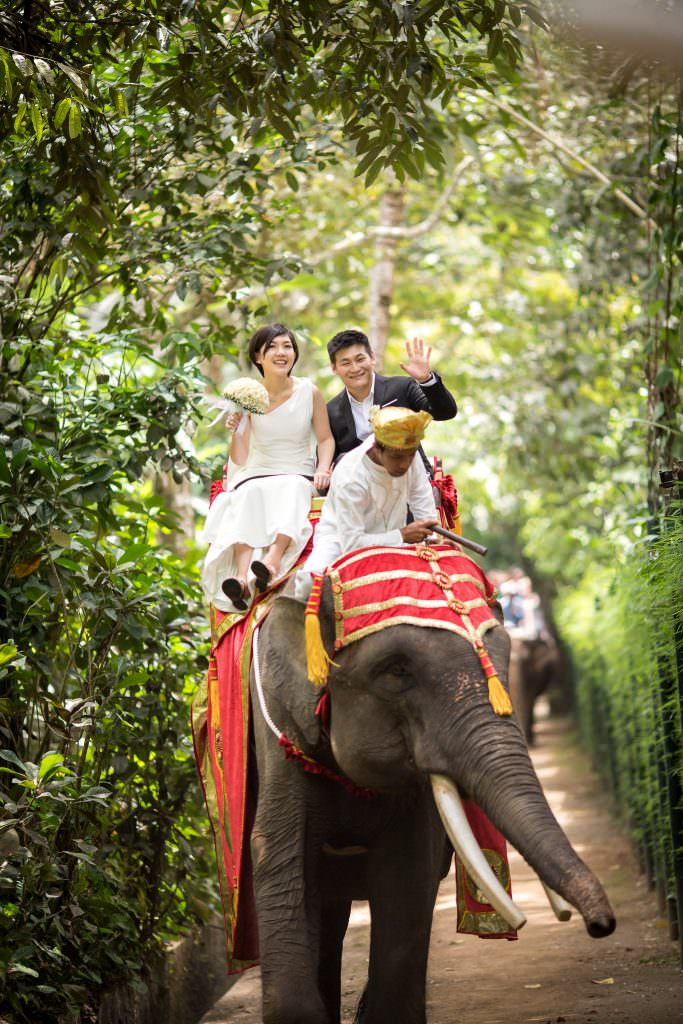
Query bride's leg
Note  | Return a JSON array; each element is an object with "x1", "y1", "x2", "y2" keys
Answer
[
  {"x1": 234, "y1": 543, "x2": 253, "y2": 586},
  {"x1": 222, "y1": 542, "x2": 254, "y2": 608},
  {"x1": 262, "y1": 533, "x2": 292, "y2": 577}
]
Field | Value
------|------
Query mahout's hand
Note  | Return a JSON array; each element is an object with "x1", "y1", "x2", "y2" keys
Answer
[
  {"x1": 400, "y1": 518, "x2": 439, "y2": 543},
  {"x1": 399, "y1": 337, "x2": 433, "y2": 384}
]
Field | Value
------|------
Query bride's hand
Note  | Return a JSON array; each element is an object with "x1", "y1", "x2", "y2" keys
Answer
[
  {"x1": 313, "y1": 467, "x2": 332, "y2": 493},
  {"x1": 226, "y1": 411, "x2": 243, "y2": 432}
]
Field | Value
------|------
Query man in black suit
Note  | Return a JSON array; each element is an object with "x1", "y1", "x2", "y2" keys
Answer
[{"x1": 326, "y1": 329, "x2": 457, "y2": 470}]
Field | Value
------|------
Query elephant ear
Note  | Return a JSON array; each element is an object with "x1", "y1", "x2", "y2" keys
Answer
[
  {"x1": 257, "y1": 586, "x2": 333, "y2": 750},
  {"x1": 489, "y1": 598, "x2": 505, "y2": 626},
  {"x1": 317, "y1": 576, "x2": 338, "y2": 655}
]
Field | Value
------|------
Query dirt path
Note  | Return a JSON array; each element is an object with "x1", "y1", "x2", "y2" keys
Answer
[{"x1": 200, "y1": 709, "x2": 682, "y2": 1024}]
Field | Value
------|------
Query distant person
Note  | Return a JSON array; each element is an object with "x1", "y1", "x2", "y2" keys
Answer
[
  {"x1": 325, "y1": 329, "x2": 457, "y2": 472},
  {"x1": 518, "y1": 574, "x2": 544, "y2": 639},
  {"x1": 500, "y1": 571, "x2": 543, "y2": 640}
]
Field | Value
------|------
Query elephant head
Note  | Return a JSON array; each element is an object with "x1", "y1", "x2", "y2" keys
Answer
[{"x1": 293, "y1": 576, "x2": 614, "y2": 939}]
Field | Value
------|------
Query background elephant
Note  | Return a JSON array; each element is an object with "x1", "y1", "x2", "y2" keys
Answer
[
  {"x1": 249, "y1": 580, "x2": 615, "y2": 1024},
  {"x1": 507, "y1": 632, "x2": 561, "y2": 745}
]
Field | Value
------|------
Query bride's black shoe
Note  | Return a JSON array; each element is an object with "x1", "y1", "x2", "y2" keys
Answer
[
  {"x1": 221, "y1": 577, "x2": 249, "y2": 610},
  {"x1": 251, "y1": 560, "x2": 273, "y2": 594}
]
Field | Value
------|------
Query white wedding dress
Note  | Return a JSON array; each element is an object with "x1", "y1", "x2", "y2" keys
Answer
[{"x1": 201, "y1": 377, "x2": 316, "y2": 611}]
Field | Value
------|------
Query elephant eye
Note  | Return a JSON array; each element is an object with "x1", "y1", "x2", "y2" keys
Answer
[
  {"x1": 374, "y1": 655, "x2": 411, "y2": 688},
  {"x1": 376, "y1": 658, "x2": 412, "y2": 679}
]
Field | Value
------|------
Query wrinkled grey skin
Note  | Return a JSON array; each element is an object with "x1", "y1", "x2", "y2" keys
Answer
[
  {"x1": 250, "y1": 583, "x2": 615, "y2": 1024},
  {"x1": 508, "y1": 635, "x2": 561, "y2": 745}
]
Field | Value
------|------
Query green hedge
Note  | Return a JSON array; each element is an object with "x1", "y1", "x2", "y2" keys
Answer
[{"x1": 558, "y1": 511, "x2": 683, "y2": 898}]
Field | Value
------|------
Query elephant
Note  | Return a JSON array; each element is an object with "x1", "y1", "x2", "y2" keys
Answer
[
  {"x1": 507, "y1": 632, "x2": 561, "y2": 745},
  {"x1": 248, "y1": 578, "x2": 615, "y2": 1024}
]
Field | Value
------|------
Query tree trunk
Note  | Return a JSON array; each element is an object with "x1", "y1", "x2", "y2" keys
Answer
[
  {"x1": 368, "y1": 181, "x2": 406, "y2": 370},
  {"x1": 153, "y1": 472, "x2": 195, "y2": 558}
]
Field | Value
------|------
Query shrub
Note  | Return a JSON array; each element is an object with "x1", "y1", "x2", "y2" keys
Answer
[{"x1": 0, "y1": 333, "x2": 218, "y2": 1023}]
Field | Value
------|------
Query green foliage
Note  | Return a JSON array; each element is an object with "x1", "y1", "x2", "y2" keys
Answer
[
  {"x1": 0, "y1": 1, "x2": 544, "y2": 186},
  {"x1": 557, "y1": 509, "x2": 683, "y2": 894},
  {"x1": 260, "y1": 37, "x2": 682, "y2": 574},
  {"x1": 259, "y1": 119, "x2": 651, "y2": 577},
  {"x1": 0, "y1": 330, "x2": 217, "y2": 1021}
]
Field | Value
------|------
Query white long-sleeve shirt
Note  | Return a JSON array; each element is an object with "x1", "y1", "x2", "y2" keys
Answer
[{"x1": 304, "y1": 435, "x2": 436, "y2": 575}]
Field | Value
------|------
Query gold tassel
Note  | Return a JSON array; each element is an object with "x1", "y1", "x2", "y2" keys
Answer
[
  {"x1": 305, "y1": 609, "x2": 332, "y2": 686},
  {"x1": 453, "y1": 512, "x2": 462, "y2": 536},
  {"x1": 305, "y1": 574, "x2": 334, "y2": 686},
  {"x1": 487, "y1": 673, "x2": 513, "y2": 716}
]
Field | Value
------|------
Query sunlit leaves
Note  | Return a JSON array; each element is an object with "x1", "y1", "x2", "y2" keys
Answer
[
  {"x1": 67, "y1": 102, "x2": 81, "y2": 138},
  {"x1": 30, "y1": 103, "x2": 43, "y2": 143},
  {"x1": 11, "y1": 53, "x2": 32, "y2": 77},
  {"x1": 13, "y1": 98, "x2": 26, "y2": 132},
  {"x1": 54, "y1": 97, "x2": 71, "y2": 130}
]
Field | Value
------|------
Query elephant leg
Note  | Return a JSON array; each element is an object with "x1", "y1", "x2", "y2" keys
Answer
[
  {"x1": 319, "y1": 846, "x2": 368, "y2": 1024},
  {"x1": 318, "y1": 895, "x2": 352, "y2": 1024},
  {"x1": 252, "y1": 779, "x2": 330, "y2": 1024},
  {"x1": 360, "y1": 801, "x2": 445, "y2": 1024}
]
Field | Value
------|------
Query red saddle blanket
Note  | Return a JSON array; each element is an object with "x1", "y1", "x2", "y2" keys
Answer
[
  {"x1": 192, "y1": 538, "x2": 516, "y2": 974},
  {"x1": 325, "y1": 544, "x2": 498, "y2": 650}
]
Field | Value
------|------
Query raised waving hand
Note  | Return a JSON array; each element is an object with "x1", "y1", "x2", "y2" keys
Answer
[{"x1": 399, "y1": 337, "x2": 433, "y2": 384}]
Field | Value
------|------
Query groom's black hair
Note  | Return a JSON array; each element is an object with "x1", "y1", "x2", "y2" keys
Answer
[
  {"x1": 249, "y1": 323, "x2": 299, "y2": 376},
  {"x1": 327, "y1": 329, "x2": 373, "y2": 363}
]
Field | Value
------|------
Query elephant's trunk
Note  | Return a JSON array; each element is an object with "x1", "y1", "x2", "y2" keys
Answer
[
  {"x1": 431, "y1": 774, "x2": 575, "y2": 930},
  {"x1": 434, "y1": 715, "x2": 615, "y2": 938}
]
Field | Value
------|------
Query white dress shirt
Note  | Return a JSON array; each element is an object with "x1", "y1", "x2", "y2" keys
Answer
[
  {"x1": 347, "y1": 372, "x2": 437, "y2": 440},
  {"x1": 347, "y1": 374, "x2": 376, "y2": 441}
]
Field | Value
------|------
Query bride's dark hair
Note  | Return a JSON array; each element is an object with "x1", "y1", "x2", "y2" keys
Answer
[{"x1": 249, "y1": 323, "x2": 299, "y2": 376}]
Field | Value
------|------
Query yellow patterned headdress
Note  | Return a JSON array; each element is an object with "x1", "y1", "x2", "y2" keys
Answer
[{"x1": 369, "y1": 406, "x2": 432, "y2": 450}]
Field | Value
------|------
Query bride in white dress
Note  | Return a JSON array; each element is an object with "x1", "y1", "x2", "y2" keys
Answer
[{"x1": 202, "y1": 324, "x2": 335, "y2": 612}]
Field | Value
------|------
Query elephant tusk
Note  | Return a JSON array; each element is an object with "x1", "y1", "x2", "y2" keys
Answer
[
  {"x1": 542, "y1": 882, "x2": 573, "y2": 921},
  {"x1": 430, "y1": 774, "x2": 527, "y2": 932}
]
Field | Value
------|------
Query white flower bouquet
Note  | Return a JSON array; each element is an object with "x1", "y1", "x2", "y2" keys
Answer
[
  {"x1": 223, "y1": 378, "x2": 269, "y2": 415},
  {"x1": 204, "y1": 377, "x2": 270, "y2": 434}
]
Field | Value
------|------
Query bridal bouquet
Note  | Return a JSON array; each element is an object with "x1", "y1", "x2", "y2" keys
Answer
[
  {"x1": 223, "y1": 378, "x2": 269, "y2": 415},
  {"x1": 204, "y1": 377, "x2": 269, "y2": 433}
]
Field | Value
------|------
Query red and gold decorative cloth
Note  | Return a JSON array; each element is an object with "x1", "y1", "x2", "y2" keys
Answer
[
  {"x1": 321, "y1": 544, "x2": 511, "y2": 717},
  {"x1": 458, "y1": 800, "x2": 517, "y2": 940},
  {"x1": 432, "y1": 458, "x2": 461, "y2": 534},
  {"x1": 327, "y1": 544, "x2": 497, "y2": 652},
  {"x1": 191, "y1": 597, "x2": 270, "y2": 974}
]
